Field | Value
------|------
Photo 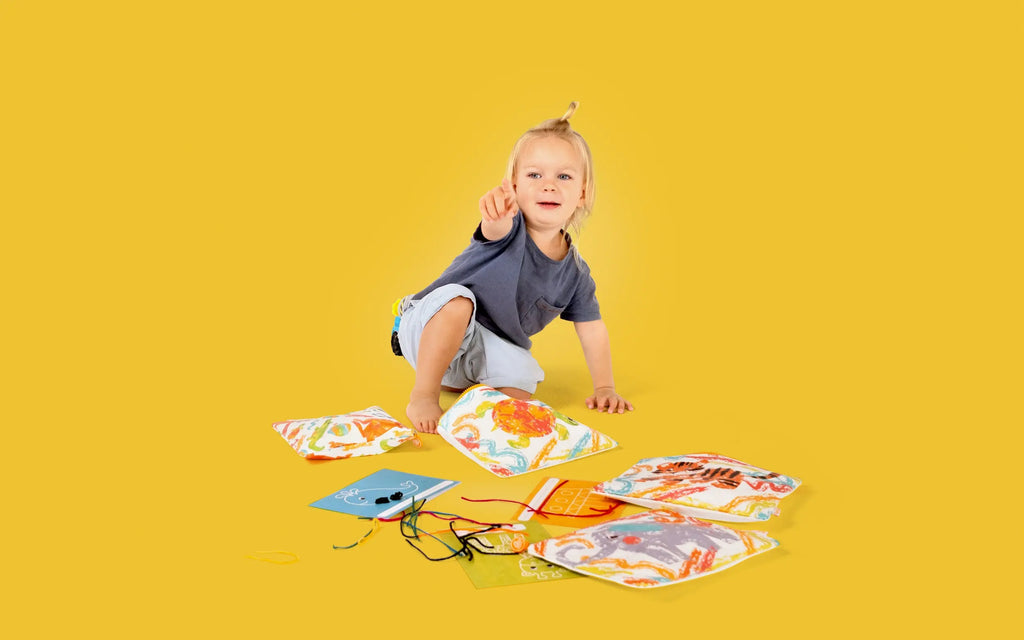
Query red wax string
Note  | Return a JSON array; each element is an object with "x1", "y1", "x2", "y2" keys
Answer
[
  {"x1": 461, "y1": 480, "x2": 621, "y2": 518},
  {"x1": 536, "y1": 479, "x2": 570, "y2": 514}
]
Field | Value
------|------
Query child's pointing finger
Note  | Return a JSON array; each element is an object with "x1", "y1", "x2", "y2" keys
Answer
[
  {"x1": 501, "y1": 179, "x2": 518, "y2": 215},
  {"x1": 491, "y1": 190, "x2": 506, "y2": 217}
]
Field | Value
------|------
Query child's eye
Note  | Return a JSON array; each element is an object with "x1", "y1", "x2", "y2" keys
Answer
[
  {"x1": 527, "y1": 172, "x2": 541, "y2": 179},
  {"x1": 558, "y1": 174, "x2": 573, "y2": 180}
]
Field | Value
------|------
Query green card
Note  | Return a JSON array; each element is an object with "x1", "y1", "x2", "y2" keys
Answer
[{"x1": 440, "y1": 520, "x2": 581, "y2": 589}]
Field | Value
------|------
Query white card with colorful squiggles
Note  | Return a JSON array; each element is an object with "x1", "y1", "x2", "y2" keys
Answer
[
  {"x1": 273, "y1": 406, "x2": 419, "y2": 460},
  {"x1": 528, "y1": 509, "x2": 778, "y2": 588},
  {"x1": 436, "y1": 385, "x2": 618, "y2": 477},
  {"x1": 593, "y1": 453, "x2": 801, "y2": 522}
]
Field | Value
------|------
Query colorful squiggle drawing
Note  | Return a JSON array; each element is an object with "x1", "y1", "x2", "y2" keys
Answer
[
  {"x1": 436, "y1": 385, "x2": 617, "y2": 477},
  {"x1": 273, "y1": 407, "x2": 418, "y2": 460}
]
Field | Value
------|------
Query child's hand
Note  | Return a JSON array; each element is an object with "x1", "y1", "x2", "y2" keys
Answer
[
  {"x1": 479, "y1": 179, "x2": 519, "y2": 222},
  {"x1": 585, "y1": 387, "x2": 634, "y2": 414}
]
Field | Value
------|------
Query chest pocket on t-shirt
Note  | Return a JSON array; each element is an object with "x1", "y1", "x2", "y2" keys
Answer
[{"x1": 521, "y1": 298, "x2": 566, "y2": 336}]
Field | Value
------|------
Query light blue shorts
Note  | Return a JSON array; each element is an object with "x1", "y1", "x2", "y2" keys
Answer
[{"x1": 397, "y1": 284, "x2": 545, "y2": 393}]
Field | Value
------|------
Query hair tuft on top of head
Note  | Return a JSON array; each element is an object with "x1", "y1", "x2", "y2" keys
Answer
[
  {"x1": 533, "y1": 101, "x2": 579, "y2": 134},
  {"x1": 560, "y1": 101, "x2": 579, "y2": 122}
]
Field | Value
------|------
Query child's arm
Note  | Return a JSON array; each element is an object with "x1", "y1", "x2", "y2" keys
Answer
[
  {"x1": 573, "y1": 319, "x2": 634, "y2": 414},
  {"x1": 479, "y1": 179, "x2": 518, "y2": 241}
]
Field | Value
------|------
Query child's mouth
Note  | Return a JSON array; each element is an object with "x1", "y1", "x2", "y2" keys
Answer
[{"x1": 537, "y1": 202, "x2": 561, "y2": 210}]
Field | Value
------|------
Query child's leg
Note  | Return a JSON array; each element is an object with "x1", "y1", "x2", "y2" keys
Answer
[
  {"x1": 407, "y1": 296, "x2": 473, "y2": 433},
  {"x1": 472, "y1": 324, "x2": 545, "y2": 400}
]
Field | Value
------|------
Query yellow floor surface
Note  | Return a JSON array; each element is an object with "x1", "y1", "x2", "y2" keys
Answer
[{"x1": 3, "y1": 2, "x2": 1019, "y2": 638}]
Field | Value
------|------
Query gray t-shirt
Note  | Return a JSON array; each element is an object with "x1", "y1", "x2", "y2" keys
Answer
[{"x1": 413, "y1": 212, "x2": 601, "y2": 350}]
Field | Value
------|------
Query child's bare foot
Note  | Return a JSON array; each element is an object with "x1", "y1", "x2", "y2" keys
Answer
[{"x1": 407, "y1": 394, "x2": 444, "y2": 434}]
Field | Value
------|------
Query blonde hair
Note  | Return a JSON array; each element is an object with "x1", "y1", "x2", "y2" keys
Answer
[{"x1": 504, "y1": 102, "x2": 595, "y2": 262}]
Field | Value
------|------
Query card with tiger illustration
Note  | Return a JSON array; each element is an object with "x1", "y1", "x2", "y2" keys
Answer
[{"x1": 593, "y1": 453, "x2": 801, "y2": 522}]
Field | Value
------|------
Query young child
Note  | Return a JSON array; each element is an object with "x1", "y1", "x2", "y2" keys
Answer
[{"x1": 397, "y1": 102, "x2": 633, "y2": 433}]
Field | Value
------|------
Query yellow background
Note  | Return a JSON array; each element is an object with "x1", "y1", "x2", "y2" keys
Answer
[{"x1": 2, "y1": 1, "x2": 1020, "y2": 637}]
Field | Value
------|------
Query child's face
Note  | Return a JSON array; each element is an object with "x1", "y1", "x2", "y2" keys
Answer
[{"x1": 513, "y1": 136, "x2": 586, "y2": 232}]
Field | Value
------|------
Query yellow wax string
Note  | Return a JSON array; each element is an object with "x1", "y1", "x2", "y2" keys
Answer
[
  {"x1": 245, "y1": 551, "x2": 299, "y2": 564},
  {"x1": 333, "y1": 518, "x2": 381, "y2": 550}
]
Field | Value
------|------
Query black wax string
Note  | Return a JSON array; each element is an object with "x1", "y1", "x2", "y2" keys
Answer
[
  {"x1": 332, "y1": 495, "x2": 535, "y2": 561},
  {"x1": 398, "y1": 499, "x2": 524, "y2": 562}
]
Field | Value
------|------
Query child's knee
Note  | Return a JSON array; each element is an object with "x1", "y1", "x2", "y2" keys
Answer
[
  {"x1": 497, "y1": 387, "x2": 532, "y2": 400},
  {"x1": 438, "y1": 295, "x2": 473, "y2": 323}
]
